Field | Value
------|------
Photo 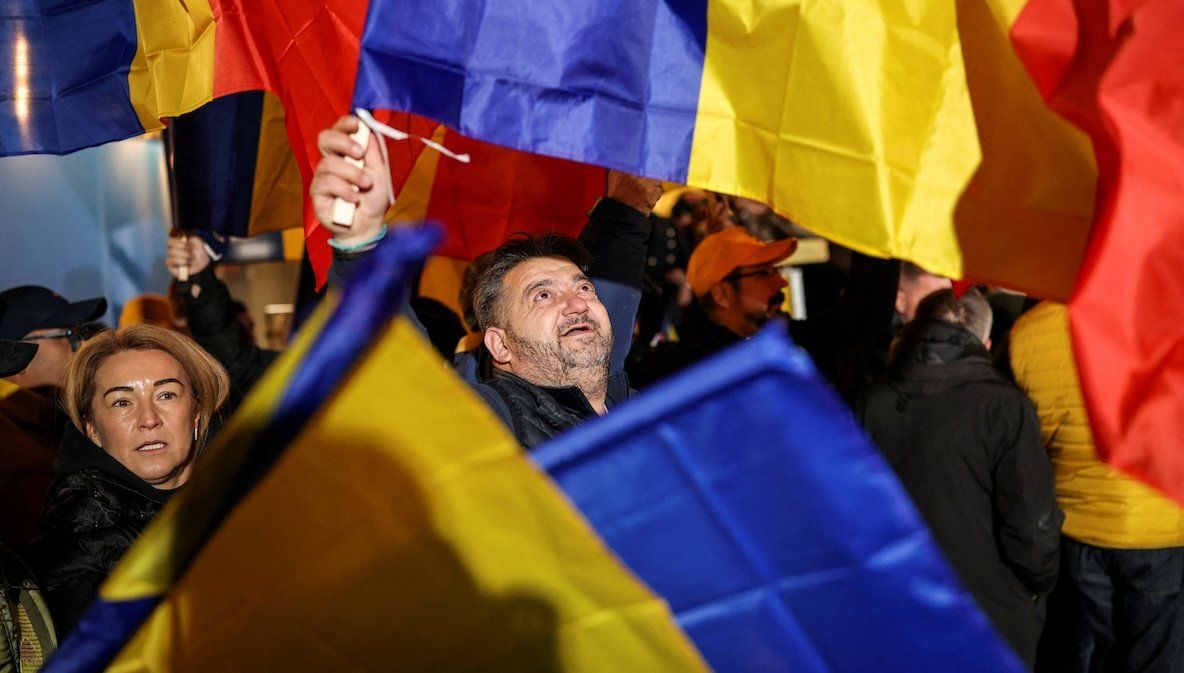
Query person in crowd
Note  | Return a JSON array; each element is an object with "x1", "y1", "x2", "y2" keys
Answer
[
  {"x1": 0, "y1": 286, "x2": 107, "y2": 394},
  {"x1": 630, "y1": 227, "x2": 795, "y2": 388},
  {"x1": 631, "y1": 226, "x2": 898, "y2": 398},
  {"x1": 453, "y1": 250, "x2": 496, "y2": 382},
  {"x1": 895, "y1": 261, "x2": 951, "y2": 324},
  {"x1": 168, "y1": 119, "x2": 657, "y2": 407},
  {"x1": 309, "y1": 115, "x2": 661, "y2": 447},
  {"x1": 858, "y1": 289, "x2": 1061, "y2": 668},
  {"x1": 1011, "y1": 301, "x2": 1184, "y2": 673},
  {"x1": 0, "y1": 287, "x2": 108, "y2": 551},
  {"x1": 119, "y1": 293, "x2": 186, "y2": 334},
  {"x1": 27, "y1": 325, "x2": 229, "y2": 635},
  {"x1": 167, "y1": 234, "x2": 278, "y2": 414}
]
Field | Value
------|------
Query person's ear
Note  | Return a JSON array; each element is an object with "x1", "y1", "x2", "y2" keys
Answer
[
  {"x1": 709, "y1": 282, "x2": 734, "y2": 309},
  {"x1": 895, "y1": 287, "x2": 908, "y2": 318},
  {"x1": 85, "y1": 420, "x2": 101, "y2": 448},
  {"x1": 984, "y1": 336, "x2": 993, "y2": 351},
  {"x1": 484, "y1": 328, "x2": 512, "y2": 365}
]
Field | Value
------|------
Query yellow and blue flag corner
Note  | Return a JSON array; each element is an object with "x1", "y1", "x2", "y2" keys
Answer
[{"x1": 532, "y1": 324, "x2": 1030, "y2": 672}]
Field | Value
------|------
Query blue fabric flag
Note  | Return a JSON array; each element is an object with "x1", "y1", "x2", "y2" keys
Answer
[{"x1": 533, "y1": 323, "x2": 1028, "y2": 672}]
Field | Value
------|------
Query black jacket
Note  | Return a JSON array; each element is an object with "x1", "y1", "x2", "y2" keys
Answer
[
  {"x1": 631, "y1": 253, "x2": 898, "y2": 396},
  {"x1": 27, "y1": 428, "x2": 176, "y2": 636},
  {"x1": 629, "y1": 304, "x2": 740, "y2": 389},
  {"x1": 857, "y1": 320, "x2": 1062, "y2": 666},
  {"x1": 472, "y1": 370, "x2": 634, "y2": 449}
]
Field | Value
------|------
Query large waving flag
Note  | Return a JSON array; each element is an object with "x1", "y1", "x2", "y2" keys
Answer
[
  {"x1": 348, "y1": 0, "x2": 1184, "y2": 505},
  {"x1": 352, "y1": 0, "x2": 1096, "y2": 300},
  {"x1": 1004, "y1": 0, "x2": 1184, "y2": 504},
  {"x1": 45, "y1": 224, "x2": 708, "y2": 672},
  {"x1": 533, "y1": 325, "x2": 1027, "y2": 672}
]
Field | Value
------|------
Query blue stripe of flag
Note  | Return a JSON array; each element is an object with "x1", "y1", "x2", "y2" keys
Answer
[
  {"x1": 352, "y1": 0, "x2": 706, "y2": 182},
  {"x1": 532, "y1": 324, "x2": 1028, "y2": 673},
  {"x1": 1, "y1": 0, "x2": 145, "y2": 157}
]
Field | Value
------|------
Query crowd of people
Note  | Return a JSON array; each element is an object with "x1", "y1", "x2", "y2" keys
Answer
[{"x1": 1, "y1": 115, "x2": 1181, "y2": 672}]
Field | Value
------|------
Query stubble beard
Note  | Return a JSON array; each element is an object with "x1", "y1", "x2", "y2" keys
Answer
[{"x1": 505, "y1": 317, "x2": 613, "y2": 395}]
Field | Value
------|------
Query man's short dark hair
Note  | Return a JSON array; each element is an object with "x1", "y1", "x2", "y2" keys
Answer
[
  {"x1": 472, "y1": 233, "x2": 592, "y2": 331},
  {"x1": 915, "y1": 288, "x2": 993, "y2": 341}
]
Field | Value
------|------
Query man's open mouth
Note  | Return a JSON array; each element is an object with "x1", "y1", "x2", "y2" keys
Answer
[{"x1": 561, "y1": 323, "x2": 595, "y2": 337}]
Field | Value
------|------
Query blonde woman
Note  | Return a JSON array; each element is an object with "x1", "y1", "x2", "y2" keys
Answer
[{"x1": 29, "y1": 325, "x2": 228, "y2": 635}]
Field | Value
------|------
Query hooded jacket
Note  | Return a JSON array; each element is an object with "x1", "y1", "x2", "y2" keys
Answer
[
  {"x1": 858, "y1": 320, "x2": 1062, "y2": 665},
  {"x1": 27, "y1": 427, "x2": 176, "y2": 636}
]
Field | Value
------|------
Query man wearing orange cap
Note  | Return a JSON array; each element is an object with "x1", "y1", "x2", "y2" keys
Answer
[{"x1": 632, "y1": 226, "x2": 898, "y2": 394}]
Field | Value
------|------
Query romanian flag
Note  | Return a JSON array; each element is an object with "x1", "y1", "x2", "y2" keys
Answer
[
  {"x1": 352, "y1": 0, "x2": 1096, "y2": 301},
  {"x1": 166, "y1": 90, "x2": 303, "y2": 240},
  {"x1": 43, "y1": 224, "x2": 708, "y2": 672},
  {"x1": 349, "y1": 0, "x2": 1184, "y2": 503},
  {"x1": 0, "y1": 0, "x2": 435, "y2": 282}
]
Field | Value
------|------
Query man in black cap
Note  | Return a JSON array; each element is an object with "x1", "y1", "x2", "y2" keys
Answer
[
  {"x1": 0, "y1": 339, "x2": 36, "y2": 379},
  {"x1": 0, "y1": 286, "x2": 107, "y2": 392},
  {"x1": 0, "y1": 286, "x2": 106, "y2": 550}
]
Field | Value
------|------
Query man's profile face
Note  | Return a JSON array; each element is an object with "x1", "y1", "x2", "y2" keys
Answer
[
  {"x1": 498, "y1": 256, "x2": 612, "y2": 381},
  {"x1": 728, "y1": 263, "x2": 788, "y2": 335},
  {"x1": 896, "y1": 273, "x2": 952, "y2": 323},
  {"x1": 4, "y1": 327, "x2": 74, "y2": 390}
]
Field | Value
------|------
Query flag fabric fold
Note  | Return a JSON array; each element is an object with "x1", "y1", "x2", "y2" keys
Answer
[
  {"x1": 351, "y1": 0, "x2": 1096, "y2": 301},
  {"x1": 1007, "y1": 0, "x2": 1184, "y2": 504},
  {"x1": 533, "y1": 323, "x2": 1028, "y2": 673}
]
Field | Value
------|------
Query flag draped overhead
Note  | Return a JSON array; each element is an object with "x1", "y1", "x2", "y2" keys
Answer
[
  {"x1": 1006, "y1": 0, "x2": 1184, "y2": 504},
  {"x1": 0, "y1": 0, "x2": 434, "y2": 281},
  {"x1": 351, "y1": 0, "x2": 1096, "y2": 300}
]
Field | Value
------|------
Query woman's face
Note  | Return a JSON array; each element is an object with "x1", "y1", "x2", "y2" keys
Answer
[{"x1": 86, "y1": 349, "x2": 197, "y2": 489}]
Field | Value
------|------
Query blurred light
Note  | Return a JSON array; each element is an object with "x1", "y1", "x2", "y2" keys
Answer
[{"x1": 14, "y1": 34, "x2": 30, "y2": 123}]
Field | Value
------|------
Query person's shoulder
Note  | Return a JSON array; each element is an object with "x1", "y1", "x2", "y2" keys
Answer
[
  {"x1": 41, "y1": 469, "x2": 155, "y2": 534},
  {"x1": 468, "y1": 378, "x2": 514, "y2": 427}
]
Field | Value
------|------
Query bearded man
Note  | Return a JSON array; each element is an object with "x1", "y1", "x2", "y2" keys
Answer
[
  {"x1": 307, "y1": 115, "x2": 662, "y2": 449},
  {"x1": 463, "y1": 234, "x2": 627, "y2": 447}
]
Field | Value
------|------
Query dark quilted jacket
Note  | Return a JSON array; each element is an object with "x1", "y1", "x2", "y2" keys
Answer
[
  {"x1": 27, "y1": 427, "x2": 174, "y2": 637},
  {"x1": 473, "y1": 370, "x2": 634, "y2": 449}
]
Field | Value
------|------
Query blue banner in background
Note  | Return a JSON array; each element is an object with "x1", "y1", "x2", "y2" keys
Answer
[{"x1": 533, "y1": 324, "x2": 1027, "y2": 673}]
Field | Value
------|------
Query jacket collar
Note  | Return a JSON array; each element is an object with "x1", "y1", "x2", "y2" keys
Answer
[
  {"x1": 55, "y1": 424, "x2": 178, "y2": 505},
  {"x1": 491, "y1": 369, "x2": 631, "y2": 420}
]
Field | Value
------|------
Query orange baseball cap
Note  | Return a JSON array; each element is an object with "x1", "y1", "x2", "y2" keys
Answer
[{"x1": 687, "y1": 227, "x2": 798, "y2": 297}]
